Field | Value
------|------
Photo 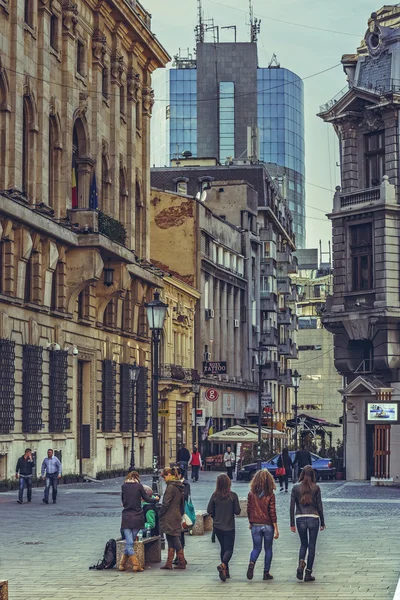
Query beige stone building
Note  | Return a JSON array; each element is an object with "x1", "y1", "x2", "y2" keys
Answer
[{"x1": 0, "y1": 0, "x2": 169, "y2": 479}]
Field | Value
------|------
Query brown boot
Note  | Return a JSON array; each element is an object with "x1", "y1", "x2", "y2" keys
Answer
[
  {"x1": 160, "y1": 548, "x2": 175, "y2": 570},
  {"x1": 118, "y1": 553, "x2": 129, "y2": 571},
  {"x1": 296, "y1": 559, "x2": 306, "y2": 580},
  {"x1": 174, "y1": 549, "x2": 186, "y2": 569},
  {"x1": 127, "y1": 554, "x2": 143, "y2": 572},
  {"x1": 217, "y1": 562, "x2": 227, "y2": 582},
  {"x1": 304, "y1": 569, "x2": 315, "y2": 582}
]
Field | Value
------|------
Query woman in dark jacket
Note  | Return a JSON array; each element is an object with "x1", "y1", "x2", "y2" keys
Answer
[
  {"x1": 119, "y1": 471, "x2": 156, "y2": 572},
  {"x1": 172, "y1": 466, "x2": 191, "y2": 565},
  {"x1": 277, "y1": 447, "x2": 293, "y2": 492},
  {"x1": 290, "y1": 465, "x2": 326, "y2": 582},
  {"x1": 159, "y1": 466, "x2": 186, "y2": 570},
  {"x1": 207, "y1": 473, "x2": 241, "y2": 582}
]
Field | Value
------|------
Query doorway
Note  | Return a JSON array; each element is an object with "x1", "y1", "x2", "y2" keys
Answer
[{"x1": 77, "y1": 360, "x2": 91, "y2": 475}]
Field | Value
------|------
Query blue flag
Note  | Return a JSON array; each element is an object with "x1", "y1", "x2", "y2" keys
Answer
[{"x1": 89, "y1": 171, "x2": 98, "y2": 210}]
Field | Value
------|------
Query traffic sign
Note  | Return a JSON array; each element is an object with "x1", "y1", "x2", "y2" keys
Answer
[
  {"x1": 205, "y1": 388, "x2": 219, "y2": 402},
  {"x1": 203, "y1": 361, "x2": 227, "y2": 375}
]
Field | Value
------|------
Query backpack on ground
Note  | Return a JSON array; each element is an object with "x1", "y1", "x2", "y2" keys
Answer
[{"x1": 89, "y1": 538, "x2": 116, "y2": 570}]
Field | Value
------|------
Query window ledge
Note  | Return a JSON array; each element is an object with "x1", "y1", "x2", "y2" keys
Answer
[
  {"x1": 50, "y1": 46, "x2": 61, "y2": 63},
  {"x1": 24, "y1": 23, "x2": 36, "y2": 39},
  {"x1": 120, "y1": 113, "x2": 127, "y2": 124},
  {"x1": 75, "y1": 72, "x2": 87, "y2": 87},
  {"x1": 344, "y1": 290, "x2": 375, "y2": 297}
]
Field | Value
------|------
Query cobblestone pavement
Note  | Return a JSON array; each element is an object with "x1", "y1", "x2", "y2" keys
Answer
[{"x1": 1, "y1": 474, "x2": 399, "y2": 600}]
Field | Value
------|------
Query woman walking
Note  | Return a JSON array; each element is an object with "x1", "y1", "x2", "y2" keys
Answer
[
  {"x1": 159, "y1": 466, "x2": 186, "y2": 570},
  {"x1": 246, "y1": 469, "x2": 279, "y2": 581},
  {"x1": 277, "y1": 447, "x2": 293, "y2": 492},
  {"x1": 290, "y1": 465, "x2": 326, "y2": 582},
  {"x1": 188, "y1": 446, "x2": 202, "y2": 482},
  {"x1": 119, "y1": 471, "x2": 157, "y2": 572},
  {"x1": 172, "y1": 466, "x2": 191, "y2": 565},
  {"x1": 207, "y1": 473, "x2": 240, "y2": 582}
]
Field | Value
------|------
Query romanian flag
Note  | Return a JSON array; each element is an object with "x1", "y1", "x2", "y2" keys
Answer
[{"x1": 72, "y1": 167, "x2": 78, "y2": 208}]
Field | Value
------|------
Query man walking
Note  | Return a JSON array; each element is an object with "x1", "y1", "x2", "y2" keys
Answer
[
  {"x1": 16, "y1": 448, "x2": 34, "y2": 504},
  {"x1": 41, "y1": 449, "x2": 62, "y2": 504},
  {"x1": 177, "y1": 443, "x2": 190, "y2": 479},
  {"x1": 224, "y1": 446, "x2": 236, "y2": 480},
  {"x1": 293, "y1": 444, "x2": 312, "y2": 481}
]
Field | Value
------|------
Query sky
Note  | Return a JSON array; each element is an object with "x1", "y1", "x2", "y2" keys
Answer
[{"x1": 144, "y1": 0, "x2": 380, "y2": 252}]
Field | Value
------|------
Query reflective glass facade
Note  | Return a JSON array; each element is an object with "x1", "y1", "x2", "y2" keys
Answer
[
  {"x1": 257, "y1": 68, "x2": 305, "y2": 247},
  {"x1": 219, "y1": 81, "x2": 235, "y2": 162},
  {"x1": 169, "y1": 69, "x2": 197, "y2": 162}
]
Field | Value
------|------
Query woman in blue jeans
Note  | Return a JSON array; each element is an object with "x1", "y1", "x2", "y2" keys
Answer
[
  {"x1": 290, "y1": 465, "x2": 325, "y2": 582},
  {"x1": 246, "y1": 469, "x2": 279, "y2": 581}
]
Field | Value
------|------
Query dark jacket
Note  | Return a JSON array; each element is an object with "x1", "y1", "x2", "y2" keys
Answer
[
  {"x1": 177, "y1": 447, "x2": 190, "y2": 463},
  {"x1": 290, "y1": 483, "x2": 325, "y2": 527},
  {"x1": 182, "y1": 478, "x2": 191, "y2": 502},
  {"x1": 16, "y1": 456, "x2": 34, "y2": 477},
  {"x1": 120, "y1": 482, "x2": 155, "y2": 530},
  {"x1": 277, "y1": 453, "x2": 293, "y2": 472},
  {"x1": 293, "y1": 449, "x2": 312, "y2": 469},
  {"x1": 247, "y1": 491, "x2": 277, "y2": 525},
  {"x1": 207, "y1": 492, "x2": 240, "y2": 531},
  {"x1": 159, "y1": 479, "x2": 185, "y2": 537}
]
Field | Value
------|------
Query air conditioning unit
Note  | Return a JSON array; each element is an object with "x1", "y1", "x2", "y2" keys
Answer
[
  {"x1": 252, "y1": 325, "x2": 260, "y2": 333},
  {"x1": 209, "y1": 308, "x2": 215, "y2": 318},
  {"x1": 234, "y1": 319, "x2": 240, "y2": 328},
  {"x1": 204, "y1": 352, "x2": 211, "y2": 361},
  {"x1": 205, "y1": 308, "x2": 211, "y2": 320}
]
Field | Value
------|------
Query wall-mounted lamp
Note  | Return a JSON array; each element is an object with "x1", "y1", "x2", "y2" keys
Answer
[
  {"x1": 46, "y1": 342, "x2": 61, "y2": 351},
  {"x1": 64, "y1": 345, "x2": 79, "y2": 356},
  {"x1": 104, "y1": 267, "x2": 114, "y2": 287}
]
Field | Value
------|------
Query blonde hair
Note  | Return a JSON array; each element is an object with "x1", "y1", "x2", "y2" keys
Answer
[
  {"x1": 125, "y1": 470, "x2": 140, "y2": 483},
  {"x1": 250, "y1": 469, "x2": 276, "y2": 497},
  {"x1": 161, "y1": 466, "x2": 180, "y2": 480}
]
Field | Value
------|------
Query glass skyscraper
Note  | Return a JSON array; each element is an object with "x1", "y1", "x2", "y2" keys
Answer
[{"x1": 257, "y1": 67, "x2": 305, "y2": 247}]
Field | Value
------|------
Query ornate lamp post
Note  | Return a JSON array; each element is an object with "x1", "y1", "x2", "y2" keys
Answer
[
  {"x1": 292, "y1": 369, "x2": 301, "y2": 451},
  {"x1": 255, "y1": 346, "x2": 268, "y2": 471},
  {"x1": 191, "y1": 381, "x2": 201, "y2": 448},
  {"x1": 129, "y1": 361, "x2": 141, "y2": 471},
  {"x1": 145, "y1": 290, "x2": 168, "y2": 493}
]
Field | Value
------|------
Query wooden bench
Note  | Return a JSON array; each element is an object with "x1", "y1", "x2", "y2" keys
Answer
[
  {"x1": 0, "y1": 580, "x2": 8, "y2": 600},
  {"x1": 116, "y1": 536, "x2": 161, "y2": 570},
  {"x1": 205, "y1": 455, "x2": 224, "y2": 471},
  {"x1": 192, "y1": 511, "x2": 213, "y2": 536}
]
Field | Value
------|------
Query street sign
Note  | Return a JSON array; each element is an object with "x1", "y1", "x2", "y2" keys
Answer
[
  {"x1": 203, "y1": 361, "x2": 227, "y2": 375},
  {"x1": 205, "y1": 388, "x2": 219, "y2": 402},
  {"x1": 158, "y1": 409, "x2": 169, "y2": 416},
  {"x1": 261, "y1": 392, "x2": 272, "y2": 409}
]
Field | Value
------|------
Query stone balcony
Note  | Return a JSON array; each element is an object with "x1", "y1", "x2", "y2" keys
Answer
[
  {"x1": 278, "y1": 307, "x2": 292, "y2": 325},
  {"x1": 333, "y1": 176, "x2": 396, "y2": 214},
  {"x1": 260, "y1": 327, "x2": 278, "y2": 347},
  {"x1": 260, "y1": 258, "x2": 276, "y2": 277},
  {"x1": 261, "y1": 361, "x2": 279, "y2": 380},
  {"x1": 159, "y1": 364, "x2": 199, "y2": 382},
  {"x1": 278, "y1": 368, "x2": 293, "y2": 386},
  {"x1": 278, "y1": 340, "x2": 298, "y2": 358},
  {"x1": 260, "y1": 292, "x2": 278, "y2": 312},
  {"x1": 277, "y1": 277, "x2": 291, "y2": 295}
]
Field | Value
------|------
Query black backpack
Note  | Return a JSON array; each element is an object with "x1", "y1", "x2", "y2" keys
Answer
[{"x1": 89, "y1": 538, "x2": 116, "y2": 570}]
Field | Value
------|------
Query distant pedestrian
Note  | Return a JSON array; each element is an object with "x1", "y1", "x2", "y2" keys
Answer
[
  {"x1": 246, "y1": 469, "x2": 279, "y2": 581},
  {"x1": 177, "y1": 443, "x2": 190, "y2": 479},
  {"x1": 41, "y1": 449, "x2": 62, "y2": 504},
  {"x1": 119, "y1": 471, "x2": 157, "y2": 572},
  {"x1": 159, "y1": 466, "x2": 186, "y2": 570},
  {"x1": 293, "y1": 444, "x2": 312, "y2": 480},
  {"x1": 290, "y1": 465, "x2": 326, "y2": 582},
  {"x1": 277, "y1": 447, "x2": 293, "y2": 492},
  {"x1": 188, "y1": 446, "x2": 202, "y2": 482},
  {"x1": 173, "y1": 466, "x2": 191, "y2": 565},
  {"x1": 207, "y1": 473, "x2": 240, "y2": 582},
  {"x1": 223, "y1": 446, "x2": 236, "y2": 480},
  {"x1": 15, "y1": 448, "x2": 34, "y2": 504}
]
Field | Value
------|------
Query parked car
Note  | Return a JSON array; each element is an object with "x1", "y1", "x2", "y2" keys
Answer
[{"x1": 237, "y1": 451, "x2": 335, "y2": 481}]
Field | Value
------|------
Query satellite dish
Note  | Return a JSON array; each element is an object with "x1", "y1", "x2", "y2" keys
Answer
[
  {"x1": 200, "y1": 191, "x2": 207, "y2": 202},
  {"x1": 195, "y1": 192, "x2": 201, "y2": 200}
]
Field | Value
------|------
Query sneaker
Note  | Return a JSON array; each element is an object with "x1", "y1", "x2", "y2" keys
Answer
[
  {"x1": 280, "y1": 487, "x2": 284, "y2": 492},
  {"x1": 263, "y1": 572, "x2": 273, "y2": 580},
  {"x1": 17, "y1": 500, "x2": 22, "y2": 504},
  {"x1": 42, "y1": 499, "x2": 48, "y2": 504},
  {"x1": 246, "y1": 561, "x2": 255, "y2": 580}
]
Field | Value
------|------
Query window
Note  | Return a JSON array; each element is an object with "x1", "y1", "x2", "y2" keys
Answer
[
  {"x1": 50, "y1": 14, "x2": 58, "y2": 51},
  {"x1": 365, "y1": 131, "x2": 384, "y2": 187},
  {"x1": 48, "y1": 116, "x2": 57, "y2": 208},
  {"x1": 24, "y1": 0, "x2": 33, "y2": 27},
  {"x1": 22, "y1": 98, "x2": 29, "y2": 195},
  {"x1": 77, "y1": 41, "x2": 85, "y2": 76},
  {"x1": 176, "y1": 180, "x2": 187, "y2": 195},
  {"x1": 350, "y1": 223, "x2": 373, "y2": 291},
  {"x1": 219, "y1": 81, "x2": 235, "y2": 162}
]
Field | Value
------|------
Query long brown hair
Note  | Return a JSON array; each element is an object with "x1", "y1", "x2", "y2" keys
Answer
[
  {"x1": 215, "y1": 473, "x2": 231, "y2": 499},
  {"x1": 125, "y1": 470, "x2": 140, "y2": 483},
  {"x1": 298, "y1": 465, "x2": 317, "y2": 505},
  {"x1": 161, "y1": 466, "x2": 180, "y2": 480},
  {"x1": 250, "y1": 469, "x2": 276, "y2": 497}
]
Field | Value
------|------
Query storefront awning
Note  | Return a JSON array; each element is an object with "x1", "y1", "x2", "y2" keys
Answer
[{"x1": 208, "y1": 425, "x2": 285, "y2": 443}]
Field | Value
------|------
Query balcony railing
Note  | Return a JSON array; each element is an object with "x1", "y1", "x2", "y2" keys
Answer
[
  {"x1": 159, "y1": 364, "x2": 200, "y2": 382},
  {"x1": 277, "y1": 247, "x2": 291, "y2": 263},
  {"x1": 278, "y1": 307, "x2": 292, "y2": 325},
  {"x1": 278, "y1": 340, "x2": 298, "y2": 358},
  {"x1": 260, "y1": 327, "x2": 278, "y2": 347},
  {"x1": 340, "y1": 187, "x2": 380, "y2": 209},
  {"x1": 260, "y1": 292, "x2": 277, "y2": 312},
  {"x1": 277, "y1": 277, "x2": 291, "y2": 295},
  {"x1": 260, "y1": 259, "x2": 276, "y2": 277},
  {"x1": 98, "y1": 211, "x2": 127, "y2": 246}
]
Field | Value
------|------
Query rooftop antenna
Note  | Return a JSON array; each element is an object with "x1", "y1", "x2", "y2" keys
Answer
[
  {"x1": 249, "y1": 0, "x2": 261, "y2": 43},
  {"x1": 195, "y1": 0, "x2": 205, "y2": 43},
  {"x1": 268, "y1": 53, "x2": 280, "y2": 68}
]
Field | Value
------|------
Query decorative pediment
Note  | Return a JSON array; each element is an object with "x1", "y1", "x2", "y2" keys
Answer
[{"x1": 340, "y1": 374, "x2": 394, "y2": 397}]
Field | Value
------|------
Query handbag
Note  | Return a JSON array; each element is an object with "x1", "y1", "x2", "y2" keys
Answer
[
  {"x1": 276, "y1": 467, "x2": 286, "y2": 476},
  {"x1": 184, "y1": 496, "x2": 196, "y2": 526}
]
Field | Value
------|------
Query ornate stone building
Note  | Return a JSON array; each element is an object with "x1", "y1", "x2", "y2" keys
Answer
[
  {"x1": 319, "y1": 6, "x2": 400, "y2": 481},
  {"x1": 0, "y1": 0, "x2": 169, "y2": 479}
]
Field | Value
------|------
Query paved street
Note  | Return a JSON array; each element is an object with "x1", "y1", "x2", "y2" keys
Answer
[{"x1": 1, "y1": 473, "x2": 399, "y2": 600}]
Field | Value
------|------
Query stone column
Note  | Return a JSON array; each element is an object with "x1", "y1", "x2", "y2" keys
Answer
[
  {"x1": 141, "y1": 84, "x2": 155, "y2": 261},
  {"x1": 220, "y1": 282, "x2": 227, "y2": 362},
  {"x1": 213, "y1": 279, "x2": 221, "y2": 361},
  {"x1": 110, "y1": 49, "x2": 123, "y2": 221},
  {"x1": 227, "y1": 285, "x2": 234, "y2": 376}
]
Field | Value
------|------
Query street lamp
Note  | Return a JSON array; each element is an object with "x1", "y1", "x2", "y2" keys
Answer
[
  {"x1": 254, "y1": 346, "x2": 268, "y2": 471},
  {"x1": 292, "y1": 369, "x2": 301, "y2": 451},
  {"x1": 192, "y1": 381, "x2": 201, "y2": 449},
  {"x1": 129, "y1": 361, "x2": 141, "y2": 471},
  {"x1": 145, "y1": 290, "x2": 168, "y2": 493}
]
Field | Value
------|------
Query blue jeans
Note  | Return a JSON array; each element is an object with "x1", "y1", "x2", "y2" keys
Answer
[
  {"x1": 250, "y1": 525, "x2": 274, "y2": 572},
  {"x1": 44, "y1": 474, "x2": 59, "y2": 503},
  {"x1": 18, "y1": 476, "x2": 32, "y2": 502},
  {"x1": 122, "y1": 528, "x2": 140, "y2": 556},
  {"x1": 296, "y1": 517, "x2": 320, "y2": 570}
]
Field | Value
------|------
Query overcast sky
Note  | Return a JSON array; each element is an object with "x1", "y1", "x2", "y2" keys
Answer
[{"x1": 144, "y1": 0, "x2": 380, "y2": 252}]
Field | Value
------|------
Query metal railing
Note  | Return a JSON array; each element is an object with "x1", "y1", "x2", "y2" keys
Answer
[
  {"x1": 340, "y1": 187, "x2": 380, "y2": 209},
  {"x1": 159, "y1": 364, "x2": 200, "y2": 382},
  {"x1": 320, "y1": 78, "x2": 400, "y2": 113}
]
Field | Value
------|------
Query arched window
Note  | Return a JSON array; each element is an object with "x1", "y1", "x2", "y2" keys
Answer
[
  {"x1": 101, "y1": 154, "x2": 109, "y2": 211},
  {"x1": 135, "y1": 182, "x2": 142, "y2": 258},
  {"x1": 48, "y1": 116, "x2": 58, "y2": 208},
  {"x1": 72, "y1": 118, "x2": 90, "y2": 208},
  {"x1": 22, "y1": 98, "x2": 29, "y2": 195},
  {"x1": 0, "y1": 66, "x2": 10, "y2": 189}
]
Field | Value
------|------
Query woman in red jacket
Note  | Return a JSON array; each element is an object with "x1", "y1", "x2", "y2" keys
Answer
[
  {"x1": 246, "y1": 469, "x2": 279, "y2": 581},
  {"x1": 188, "y1": 446, "x2": 202, "y2": 482}
]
